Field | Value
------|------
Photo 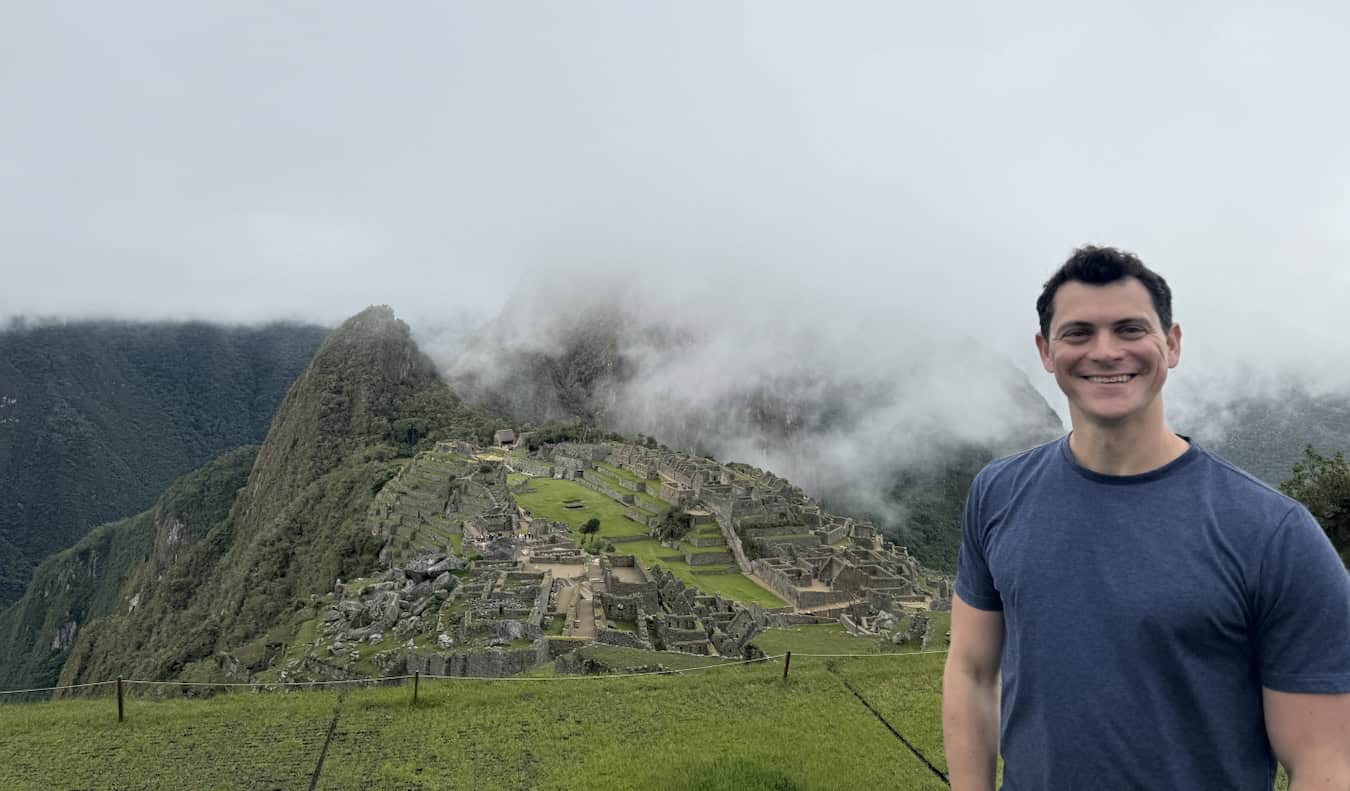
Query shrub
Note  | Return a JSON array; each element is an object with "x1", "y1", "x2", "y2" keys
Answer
[{"x1": 581, "y1": 518, "x2": 601, "y2": 534}]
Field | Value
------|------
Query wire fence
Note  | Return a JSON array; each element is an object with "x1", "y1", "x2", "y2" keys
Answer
[{"x1": 0, "y1": 648, "x2": 949, "y2": 702}]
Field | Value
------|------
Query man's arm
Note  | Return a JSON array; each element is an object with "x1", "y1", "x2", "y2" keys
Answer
[
  {"x1": 1265, "y1": 688, "x2": 1350, "y2": 790},
  {"x1": 943, "y1": 594, "x2": 1005, "y2": 791}
]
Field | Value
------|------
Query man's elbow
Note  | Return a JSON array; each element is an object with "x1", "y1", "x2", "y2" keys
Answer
[{"x1": 944, "y1": 652, "x2": 1001, "y2": 691}]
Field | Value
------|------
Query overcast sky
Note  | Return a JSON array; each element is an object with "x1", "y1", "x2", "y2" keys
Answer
[{"x1": 4, "y1": 2, "x2": 1349, "y2": 409}]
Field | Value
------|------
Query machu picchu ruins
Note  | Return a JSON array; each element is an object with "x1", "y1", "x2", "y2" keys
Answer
[{"x1": 248, "y1": 432, "x2": 952, "y2": 684}]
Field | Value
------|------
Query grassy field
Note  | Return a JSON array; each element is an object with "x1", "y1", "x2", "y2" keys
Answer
[
  {"x1": 2, "y1": 659, "x2": 951, "y2": 790},
  {"x1": 512, "y1": 478, "x2": 650, "y2": 539}
]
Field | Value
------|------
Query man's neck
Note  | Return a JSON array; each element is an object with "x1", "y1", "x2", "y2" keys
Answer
[{"x1": 1067, "y1": 409, "x2": 1190, "y2": 476}]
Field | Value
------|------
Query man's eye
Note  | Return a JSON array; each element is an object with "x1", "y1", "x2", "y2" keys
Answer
[
  {"x1": 1061, "y1": 329, "x2": 1089, "y2": 339},
  {"x1": 1119, "y1": 326, "x2": 1146, "y2": 337}
]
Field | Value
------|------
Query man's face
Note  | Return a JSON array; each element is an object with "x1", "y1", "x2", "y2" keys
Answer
[{"x1": 1035, "y1": 277, "x2": 1182, "y2": 428}]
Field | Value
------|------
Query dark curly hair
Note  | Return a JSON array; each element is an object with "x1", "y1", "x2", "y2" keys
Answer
[{"x1": 1037, "y1": 245, "x2": 1173, "y2": 338}]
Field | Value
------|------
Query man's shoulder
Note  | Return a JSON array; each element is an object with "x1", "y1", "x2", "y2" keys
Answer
[{"x1": 1190, "y1": 444, "x2": 1303, "y2": 514}]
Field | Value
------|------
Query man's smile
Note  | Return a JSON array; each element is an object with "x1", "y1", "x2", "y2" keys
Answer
[{"x1": 1081, "y1": 374, "x2": 1138, "y2": 384}]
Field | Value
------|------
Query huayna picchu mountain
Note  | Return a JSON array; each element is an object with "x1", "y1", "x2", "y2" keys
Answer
[
  {"x1": 0, "y1": 306, "x2": 501, "y2": 693},
  {"x1": 0, "y1": 319, "x2": 328, "y2": 607}
]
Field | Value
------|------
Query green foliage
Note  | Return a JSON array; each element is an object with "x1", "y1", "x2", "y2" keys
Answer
[
  {"x1": 581, "y1": 518, "x2": 601, "y2": 534},
  {"x1": 0, "y1": 320, "x2": 327, "y2": 606},
  {"x1": 1280, "y1": 445, "x2": 1350, "y2": 566},
  {"x1": 388, "y1": 417, "x2": 431, "y2": 447},
  {"x1": 521, "y1": 419, "x2": 623, "y2": 451},
  {"x1": 653, "y1": 507, "x2": 691, "y2": 543}
]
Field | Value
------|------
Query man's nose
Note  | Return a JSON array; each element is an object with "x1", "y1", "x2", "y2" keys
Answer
[{"x1": 1087, "y1": 332, "x2": 1125, "y2": 360}]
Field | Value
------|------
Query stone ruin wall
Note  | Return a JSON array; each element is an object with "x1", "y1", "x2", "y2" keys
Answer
[
  {"x1": 509, "y1": 457, "x2": 555, "y2": 478},
  {"x1": 578, "y1": 470, "x2": 636, "y2": 504},
  {"x1": 406, "y1": 643, "x2": 547, "y2": 678},
  {"x1": 713, "y1": 513, "x2": 754, "y2": 573},
  {"x1": 551, "y1": 443, "x2": 610, "y2": 462}
]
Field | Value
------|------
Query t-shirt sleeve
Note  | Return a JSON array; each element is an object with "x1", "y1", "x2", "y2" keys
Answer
[
  {"x1": 1256, "y1": 505, "x2": 1350, "y2": 694},
  {"x1": 955, "y1": 471, "x2": 1003, "y2": 612}
]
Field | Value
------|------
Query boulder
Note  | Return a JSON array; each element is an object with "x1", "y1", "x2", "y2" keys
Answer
[{"x1": 426, "y1": 554, "x2": 465, "y2": 576}]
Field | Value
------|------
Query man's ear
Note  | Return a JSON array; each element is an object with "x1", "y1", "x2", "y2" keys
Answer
[
  {"x1": 1166, "y1": 322, "x2": 1182, "y2": 369},
  {"x1": 1035, "y1": 333, "x2": 1054, "y2": 373}
]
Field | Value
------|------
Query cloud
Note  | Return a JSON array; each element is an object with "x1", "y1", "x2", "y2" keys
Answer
[
  {"x1": 0, "y1": 2, "x2": 1346, "y2": 420},
  {"x1": 433, "y1": 263, "x2": 1063, "y2": 531}
]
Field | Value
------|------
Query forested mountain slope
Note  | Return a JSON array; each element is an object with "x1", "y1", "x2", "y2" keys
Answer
[
  {"x1": 0, "y1": 320, "x2": 327, "y2": 605},
  {"x1": 0, "y1": 446, "x2": 258, "y2": 694}
]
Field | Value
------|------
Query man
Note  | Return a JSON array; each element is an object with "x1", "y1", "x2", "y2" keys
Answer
[{"x1": 943, "y1": 246, "x2": 1350, "y2": 790}]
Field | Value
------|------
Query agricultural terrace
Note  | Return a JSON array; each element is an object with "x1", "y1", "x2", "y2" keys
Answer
[
  {"x1": 606, "y1": 537, "x2": 785, "y2": 608},
  {"x1": 593, "y1": 462, "x2": 669, "y2": 512}
]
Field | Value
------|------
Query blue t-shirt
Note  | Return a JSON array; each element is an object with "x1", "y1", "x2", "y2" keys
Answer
[{"x1": 956, "y1": 436, "x2": 1350, "y2": 791}]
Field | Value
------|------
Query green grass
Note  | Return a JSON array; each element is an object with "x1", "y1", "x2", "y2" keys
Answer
[
  {"x1": 0, "y1": 660, "x2": 949, "y2": 790},
  {"x1": 752, "y1": 624, "x2": 895, "y2": 656},
  {"x1": 512, "y1": 478, "x2": 648, "y2": 539},
  {"x1": 752, "y1": 616, "x2": 952, "y2": 658},
  {"x1": 578, "y1": 644, "x2": 731, "y2": 671},
  {"x1": 0, "y1": 687, "x2": 335, "y2": 789}
]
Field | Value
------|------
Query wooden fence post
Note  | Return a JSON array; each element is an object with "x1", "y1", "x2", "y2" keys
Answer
[
  {"x1": 413, "y1": 671, "x2": 420, "y2": 704},
  {"x1": 782, "y1": 652, "x2": 792, "y2": 681},
  {"x1": 116, "y1": 677, "x2": 124, "y2": 723}
]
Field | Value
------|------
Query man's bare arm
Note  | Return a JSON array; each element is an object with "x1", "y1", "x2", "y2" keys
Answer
[
  {"x1": 1265, "y1": 688, "x2": 1350, "y2": 790},
  {"x1": 943, "y1": 594, "x2": 1005, "y2": 791}
]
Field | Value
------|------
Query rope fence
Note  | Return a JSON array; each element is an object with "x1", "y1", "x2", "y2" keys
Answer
[
  {"x1": 0, "y1": 649, "x2": 950, "y2": 717},
  {"x1": 0, "y1": 679, "x2": 117, "y2": 697}
]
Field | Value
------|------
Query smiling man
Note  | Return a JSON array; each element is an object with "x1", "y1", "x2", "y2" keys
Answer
[{"x1": 943, "y1": 246, "x2": 1350, "y2": 790}]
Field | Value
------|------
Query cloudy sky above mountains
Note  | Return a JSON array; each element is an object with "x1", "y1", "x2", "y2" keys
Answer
[{"x1": 5, "y1": 2, "x2": 1350, "y2": 409}]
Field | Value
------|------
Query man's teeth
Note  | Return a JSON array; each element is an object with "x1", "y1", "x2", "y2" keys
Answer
[{"x1": 1088, "y1": 375, "x2": 1134, "y2": 384}]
